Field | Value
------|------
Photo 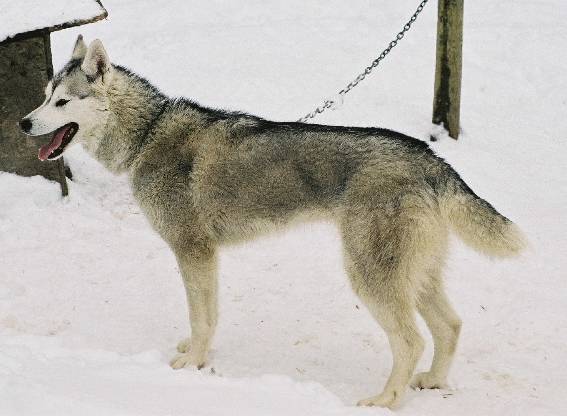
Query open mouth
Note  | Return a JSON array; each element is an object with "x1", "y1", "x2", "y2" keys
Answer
[{"x1": 38, "y1": 122, "x2": 79, "y2": 161}]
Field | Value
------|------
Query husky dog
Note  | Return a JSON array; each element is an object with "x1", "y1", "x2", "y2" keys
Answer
[{"x1": 21, "y1": 36, "x2": 525, "y2": 409}]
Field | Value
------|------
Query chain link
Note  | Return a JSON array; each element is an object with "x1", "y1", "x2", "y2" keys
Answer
[{"x1": 298, "y1": 0, "x2": 429, "y2": 122}]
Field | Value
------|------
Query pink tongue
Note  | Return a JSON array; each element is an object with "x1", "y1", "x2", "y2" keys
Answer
[{"x1": 38, "y1": 125, "x2": 69, "y2": 161}]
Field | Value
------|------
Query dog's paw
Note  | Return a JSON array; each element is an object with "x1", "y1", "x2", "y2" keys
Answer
[
  {"x1": 356, "y1": 390, "x2": 402, "y2": 409},
  {"x1": 169, "y1": 352, "x2": 205, "y2": 370},
  {"x1": 411, "y1": 372, "x2": 448, "y2": 390},
  {"x1": 176, "y1": 337, "x2": 191, "y2": 353}
]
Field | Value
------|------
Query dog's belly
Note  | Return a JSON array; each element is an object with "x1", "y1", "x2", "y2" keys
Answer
[{"x1": 207, "y1": 207, "x2": 333, "y2": 245}]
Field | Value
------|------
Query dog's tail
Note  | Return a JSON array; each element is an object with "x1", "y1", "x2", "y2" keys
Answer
[{"x1": 439, "y1": 172, "x2": 526, "y2": 258}]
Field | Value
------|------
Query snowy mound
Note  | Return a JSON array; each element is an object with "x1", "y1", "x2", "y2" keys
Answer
[{"x1": 0, "y1": 0, "x2": 106, "y2": 43}]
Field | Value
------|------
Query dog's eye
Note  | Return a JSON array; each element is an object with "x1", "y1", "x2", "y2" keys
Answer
[{"x1": 55, "y1": 99, "x2": 70, "y2": 107}]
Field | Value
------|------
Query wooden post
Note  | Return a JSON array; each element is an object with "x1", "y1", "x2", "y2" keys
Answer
[
  {"x1": 0, "y1": 34, "x2": 68, "y2": 195},
  {"x1": 432, "y1": 0, "x2": 463, "y2": 140},
  {"x1": 43, "y1": 32, "x2": 69, "y2": 196}
]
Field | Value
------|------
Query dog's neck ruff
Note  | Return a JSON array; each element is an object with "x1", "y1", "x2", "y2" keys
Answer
[{"x1": 140, "y1": 100, "x2": 169, "y2": 147}]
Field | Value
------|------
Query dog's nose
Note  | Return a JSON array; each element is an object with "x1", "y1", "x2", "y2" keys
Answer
[{"x1": 19, "y1": 118, "x2": 32, "y2": 133}]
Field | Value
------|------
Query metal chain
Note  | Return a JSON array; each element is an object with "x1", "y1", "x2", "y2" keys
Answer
[{"x1": 298, "y1": 0, "x2": 429, "y2": 122}]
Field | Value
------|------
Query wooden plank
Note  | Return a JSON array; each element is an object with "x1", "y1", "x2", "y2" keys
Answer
[{"x1": 432, "y1": 0, "x2": 464, "y2": 140}]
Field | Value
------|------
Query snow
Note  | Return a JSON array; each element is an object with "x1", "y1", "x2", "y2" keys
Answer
[
  {"x1": 0, "y1": 0, "x2": 105, "y2": 43},
  {"x1": 1, "y1": 0, "x2": 566, "y2": 415}
]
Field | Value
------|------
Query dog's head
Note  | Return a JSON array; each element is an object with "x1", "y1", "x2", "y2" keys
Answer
[{"x1": 20, "y1": 36, "x2": 113, "y2": 161}]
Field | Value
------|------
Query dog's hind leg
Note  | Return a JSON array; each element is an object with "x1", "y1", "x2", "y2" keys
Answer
[
  {"x1": 170, "y1": 243, "x2": 218, "y2": 370},
  {"x1": 352, "y1": 273, "x2": 425, "y2": 409},
  {"x1": 411, "y1": 267, "x2": 461, "y2": 390},
  {"x1": 342, "y1": 243, "x2": 425, "y2": 408},
  {"x1": 340, "y1": 189, "x2": 444, "y2": 408}
]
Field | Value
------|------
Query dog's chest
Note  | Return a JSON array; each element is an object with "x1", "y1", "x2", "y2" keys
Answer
[{"x1": 130, "y1": 162, "x2": 197, "y2": 240}]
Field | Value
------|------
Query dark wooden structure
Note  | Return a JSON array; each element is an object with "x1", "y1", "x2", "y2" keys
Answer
[
  {"x1": 0, "y1": 1, "x2": 107, "y2": 196},
  {"x1": 432, "y1": 0, "x2": 464, "y2": 140}
]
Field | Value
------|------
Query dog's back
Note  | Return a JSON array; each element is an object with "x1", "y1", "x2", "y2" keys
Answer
[{"x1": 134, "y1": 109, "x2": 524, "y2": 257}]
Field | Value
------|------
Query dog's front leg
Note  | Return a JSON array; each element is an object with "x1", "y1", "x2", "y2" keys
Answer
[{"x1": 170, "y1": 246, "x2": 218, "y2": 370}]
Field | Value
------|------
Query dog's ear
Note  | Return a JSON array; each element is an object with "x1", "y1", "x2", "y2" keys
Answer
[
  {"x1": 81, "y1": 39, "x2": 111, "y2": 82},
  {"x1": 71, "y1": 34, "x2": 87, "y2": 60}
]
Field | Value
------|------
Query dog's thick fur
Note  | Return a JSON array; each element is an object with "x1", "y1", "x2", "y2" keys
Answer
[{"x1": 22, "y1": 37, "x2": 525, "y2": 408}]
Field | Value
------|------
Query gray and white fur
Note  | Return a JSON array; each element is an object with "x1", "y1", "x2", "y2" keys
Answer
[{"x1": 21, "y1": 36, "x2": 526, "y2": 409}]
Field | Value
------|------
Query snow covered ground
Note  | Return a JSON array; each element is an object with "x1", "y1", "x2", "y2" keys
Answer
[{"x1": 1, "y1": 0, "x2": 566, "y2": 415}]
